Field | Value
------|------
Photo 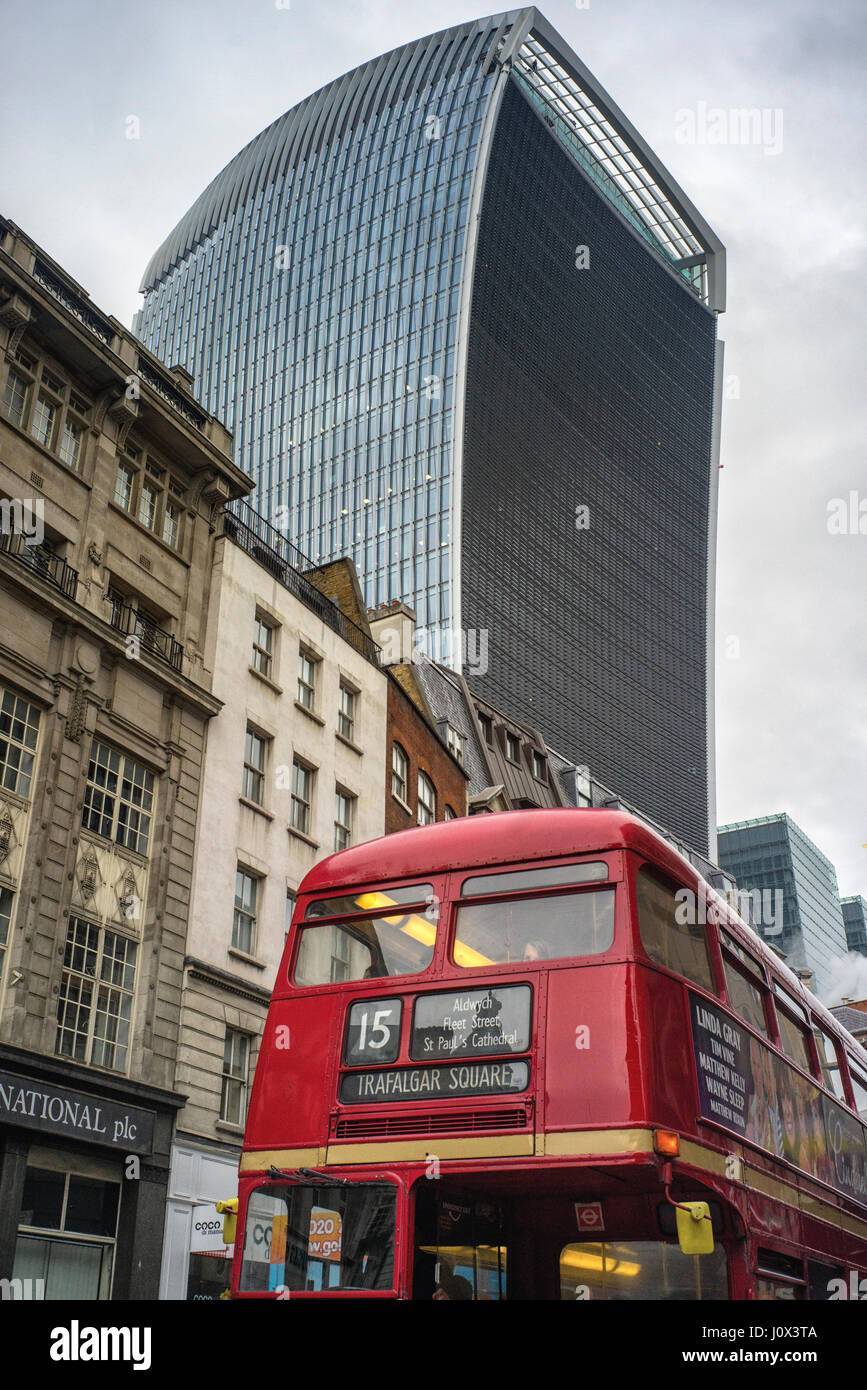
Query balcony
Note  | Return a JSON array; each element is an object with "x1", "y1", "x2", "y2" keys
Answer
[
  {"x1": 223, "y1": 503, "x2": 381, "y2": 666},
  {"x1": 108, "y1": 594, "x2": 184, "y2": 672},
  {"x1": 0, "y1": 531, "x2": 78, "y2": 599},
  {"x1": 31, "y1": 259, "x2": 116, "y2": 346},
  {"x1": 136, "y1": 357, "x2": 207, "y2": 433}
]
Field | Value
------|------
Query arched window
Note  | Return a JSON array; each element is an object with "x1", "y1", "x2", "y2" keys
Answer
[
  {"x1": 418, "y1": 772, "x2": 436, "y2": 825},
  {"x1": 391, "y1": 743, "x2": 408, "y2": 803}
]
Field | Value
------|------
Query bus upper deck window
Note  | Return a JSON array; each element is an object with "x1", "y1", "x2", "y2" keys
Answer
[
  {"x1": 847, "y1": 1062, "x2": 867, "y2": 1118},
  {"x1": 453, "y1": 888, "x2": 615, "y2": 968},
  {"x1": 720, "y1": 956, "x2": 769, "y2": 1038},
  {"x1": 460, "y1": 862, "x2": 608, "y2": 897},
  {"x1": 636, "y1": 866, "x2": 715, "y2": 993},
  {"x1": 305, "y1": 884, "x2": 434, "y2": 919},
  {"x1": 813, "y1": 1027, "x2": 847, "y2": 1103},
  {"x1": 775, "y1": 1007, "x2": 813, "y2": 1073},
  {"x1": 294, "y1": 885, "x2": 436, "y2": 986}
]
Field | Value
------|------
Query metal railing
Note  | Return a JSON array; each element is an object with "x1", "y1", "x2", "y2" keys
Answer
[
  {"x1": 136, "y1": 357, "x2": 207, "y2": 432},
  {"x1": 32, "y1": 259, "x2": 116, "y2": 346},
  {"x1": 223, "y1": 502, "x2": 381, "y2": 665},
  {"x1": 108, "y1": 594, "x2": 184, "y2": 671},
  {"x1": 0, "y1": 531, "x2": 78, "y2": 599}
]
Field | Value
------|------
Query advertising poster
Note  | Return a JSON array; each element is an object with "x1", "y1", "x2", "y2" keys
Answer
[{"x1": 689, "y1": 993, "x2": 867, "y2": 1202}]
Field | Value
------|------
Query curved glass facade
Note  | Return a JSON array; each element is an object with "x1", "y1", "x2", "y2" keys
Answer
[
  {"x1": 135, "y1": 10, "x2": 724, "y2": 852},
  {"x1": 137, "y1": 24, "x2": 499, "y2": 641}
]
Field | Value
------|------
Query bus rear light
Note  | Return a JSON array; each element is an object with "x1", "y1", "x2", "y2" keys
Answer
[{"x1": 653, "y1": 1129, "x2": 680, "y2": 1157}]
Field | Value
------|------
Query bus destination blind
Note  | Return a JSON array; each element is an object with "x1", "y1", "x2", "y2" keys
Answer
[{"x1": 338, "y1": 1060, "x2": 530, "y2": 1104}]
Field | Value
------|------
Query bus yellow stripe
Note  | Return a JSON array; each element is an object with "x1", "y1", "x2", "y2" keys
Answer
[
  {"x1": 326, "y1": 1135, "x2": 534, "y2": 1164},
  {"x1": 238, "y1": 1131, "x2": 867, "y2": 1239},
  {"x1": 239, "y1": 1147, "x2": 325, "y2": 1172}
]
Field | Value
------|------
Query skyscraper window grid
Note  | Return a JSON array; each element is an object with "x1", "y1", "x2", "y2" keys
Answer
[
  {"x1": 138, "y1": 41, "x2": 497, "y2": 656},
  {"x1": 136, "y1": 11, "x2": 724, "y2": 849}
]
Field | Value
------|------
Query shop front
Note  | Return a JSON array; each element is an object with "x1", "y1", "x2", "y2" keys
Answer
[
  {"x1": 0, "y1": 1048, "x2": 180, "y2": 1300},
  {"x1": 159, "y1": 1139, "x2": 238, "y2": 1299}
]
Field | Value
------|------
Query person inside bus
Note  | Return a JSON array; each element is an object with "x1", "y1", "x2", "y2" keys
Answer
[
  {"x1": 433, "y1": 1272, "x2": 474, "y2": 1300},
  {"x1": 522, "y1": 939, "x2": 551, "y2": 961}
]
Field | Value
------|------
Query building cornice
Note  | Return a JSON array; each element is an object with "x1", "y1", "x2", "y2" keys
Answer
[{"x1": 183, "y1": 957, "x2": 272, "y2": 1007}]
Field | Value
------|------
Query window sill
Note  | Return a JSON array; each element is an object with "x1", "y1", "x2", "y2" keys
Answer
[
  {"x1": 391, "y1": 793, "x2": 414, "y2": 816},
  {"x1": 215, "y1": 1121, "x2": 245, "y2": 1137},
  {"x1": 336, "y1": 732, "x2": 363, "y2": 756},
  {"x1": 249, "y1": 666, "x2": 283, "y2": 694},
  {"x1": 288, "y1": 826, "x2": 319, "y2": 851},
  {"x1": 79, "y1": 826, "x2": 148, "y2": 866},
  {"x1": 228, "y1": 947, "x2": 267, "y2": 971},
  {"x1": 239, "y1": 796, "x2": 274, "y2": 821},
  {"x1": 295, "y1": 700, "x2": 325, "y2": 726}
]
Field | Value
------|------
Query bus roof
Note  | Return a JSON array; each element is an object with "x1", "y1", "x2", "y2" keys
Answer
[{"x1": 299, "y1": 807, "x2": 691, "y2": 893}]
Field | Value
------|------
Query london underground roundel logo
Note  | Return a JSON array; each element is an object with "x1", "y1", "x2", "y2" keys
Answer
[{"x1": 574, "y1": 1201, "x2": 604, "y2": 1233}]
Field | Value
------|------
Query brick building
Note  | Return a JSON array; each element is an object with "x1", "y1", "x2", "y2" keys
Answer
[{"x1": 384, "y1": 663, "x2": 468, "y2": 836}]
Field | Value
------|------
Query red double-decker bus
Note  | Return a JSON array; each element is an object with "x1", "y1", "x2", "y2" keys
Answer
[{"x1": 229, "y1": 809, "x2": 867, "y2": 1301}]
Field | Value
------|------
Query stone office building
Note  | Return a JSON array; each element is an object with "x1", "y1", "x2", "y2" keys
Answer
[
  {"x1": 158, "y1": 508, "x2": 388, "y2": 1299},
  {"x1": 0, "y1": 217, "x2": 249, "y2": 1298}
]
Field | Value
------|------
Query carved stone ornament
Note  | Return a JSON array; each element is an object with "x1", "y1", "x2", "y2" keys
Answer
[
  {"x1": 78, "y1": 847, "x2": 100, "y2": 903},
  {"x1": 0, "y1": 292, "x2": 33, "y2": 359},
  {"x1": 116, "y1": 865, "x2": 139, "y2": 921},
  {"x1": 65, "y1": 675, "x2": 88, "y2": 744},
  {"x1": 0, "y1": 805, "x2": 13, "y2": 866}
]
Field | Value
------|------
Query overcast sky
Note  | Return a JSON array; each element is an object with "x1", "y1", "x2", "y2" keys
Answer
[{"x1": 2, "y1": 0, "x2": 865, "y2": 915}]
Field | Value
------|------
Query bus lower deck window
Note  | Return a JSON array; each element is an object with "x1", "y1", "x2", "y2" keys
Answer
[{"x1": 239, "y1": 1183, "x2": 396, "y2": 1294}]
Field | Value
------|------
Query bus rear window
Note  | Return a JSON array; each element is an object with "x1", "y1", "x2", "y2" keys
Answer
[
  {"x1": 636, "y1": 866, "x2": 715, "y2": 993},
  {"x1": 453, "y1": 889, "x2": 614, "y2": 968},
  {"x1": 294, "y1": 910, "x2": 436, "y2": 985},
  {"x1": 240, "y1": 1183, "x2": 395, "y2": 1293}
]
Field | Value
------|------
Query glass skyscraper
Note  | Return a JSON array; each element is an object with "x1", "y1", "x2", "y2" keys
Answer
[
  {"x1": 717, "y1": 814, "x2": 850, "y2": 1001},
  {"x1": 841, "y1": 897, "x2": 867, "y2": 959},
  {"x1": 134, "y1": 9, "x2": 725, "y2": 852}
]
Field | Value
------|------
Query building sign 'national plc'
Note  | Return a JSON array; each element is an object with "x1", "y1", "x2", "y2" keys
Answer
[{"x1": 0, "y1": 1069, "x2": 155, "y2": 1154}]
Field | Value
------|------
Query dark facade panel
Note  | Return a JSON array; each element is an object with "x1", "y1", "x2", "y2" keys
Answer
[{"x1": 461, "y1": 79, "x2": 717, "y2": 850}]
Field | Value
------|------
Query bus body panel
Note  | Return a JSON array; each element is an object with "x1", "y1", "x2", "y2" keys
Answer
[{"x1": 232, "y1": 809, "x2": 867, "y2": 1300}]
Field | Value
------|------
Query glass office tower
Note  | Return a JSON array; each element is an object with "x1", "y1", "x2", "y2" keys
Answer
[
  {"x1": 134, "y1": 9, "x2": 725, "y2": 851},
  {"x1": 841, "y1": 897, "x2": 867, "y2": 959},
  {"x1": 717, "y1": 814, "x2": 850, "y2": 1001}
]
